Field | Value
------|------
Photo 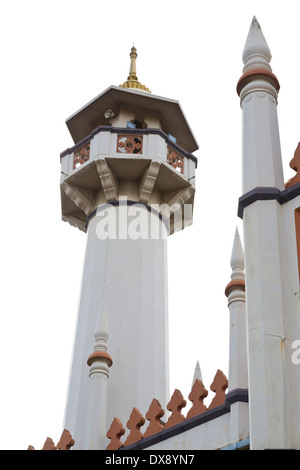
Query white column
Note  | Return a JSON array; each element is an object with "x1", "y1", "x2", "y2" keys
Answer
[
  {"x1": 84, "y1": 305, "x2": 112, "y2": 450},
  {"x1": 225, "y1": 228, "x2": 249, "y2": 446},
  {"x1": 243, "y1": 203, "x2": 289, "y2": 449},
  {"x1": 239, "y1": 17, "x2": 284, "y2": 194},
  {"x1": 225, "y1": 228, "x2": 247, "y2": 392},
  {"x1": 63, "y1": 201, "x2": 170, "y2": 449},
  {"x1": 238, "y1": 18, "x2": 290, "y2": 449}
]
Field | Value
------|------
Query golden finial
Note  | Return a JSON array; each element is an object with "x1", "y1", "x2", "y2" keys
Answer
[
  {"x1": 119, "y1": 45, "x2": 151, "y2": 93},
  {"x1": 128, "y1": 45, "x2": 138, "y2": 81}
]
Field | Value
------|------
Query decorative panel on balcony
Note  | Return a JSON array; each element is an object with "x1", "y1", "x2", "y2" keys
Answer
[
  {"x1": 117, "y1": 135, "x2": 143, "y2": 154},
  {"x1": 167, "y1": 146, "x2": 184, "y2": 174},
  {"x1": 73, "y1": 142, "x2": 90, "y2": 169}
]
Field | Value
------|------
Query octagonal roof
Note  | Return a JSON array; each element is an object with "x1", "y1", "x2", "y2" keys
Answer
[{"x1": 65, "y1": 85, "x2": 199, "y2": 154}]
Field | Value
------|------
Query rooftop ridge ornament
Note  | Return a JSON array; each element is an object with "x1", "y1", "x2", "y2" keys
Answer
[
  {"x1": 186, "y1": 379, "x2": 208, "y2": 420},
  {"x1": 164, "y1": 389, "x2": 186, "y2": 429},
  {"x1": 119, "y1": 46, "x2": 151, "y2": 93},
  {"x1": 105, "y1": 369, "x2": 230, "y2": 449},
  {"x1": 124, "y1": 407, "x2": 145, "y2": 446},
  {"x1": 143, "y1": 398, "x2": 165, "y2": 438},
  {"x1": 106, "y1": 418, "x2": 125, "y2": 450},
  {"x1": 285, "y1": 143, "x2": 300, "y2": 188},
  {"x1": 28, "y1": 429, "x2": 75, "y2": 450},
  {"x1": 208, "y1": 370, "x2": 228, "y2": 410}
]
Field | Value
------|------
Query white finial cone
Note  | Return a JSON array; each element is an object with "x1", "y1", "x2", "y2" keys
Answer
[
  {"x1": 242, "y1": 16, "x2": 272, "y2": 72},
  {"x1": 87, "y1": 302, "x2": 112, "y2": 371},
  {"x1": 94, "y1": 303, "x2": 109, "y2": 345},
  {"x1": 192, "y1": 360, "x2": 203, "y2": 387},
  {"x1": 230, "y1": 227, "x2": 245, "y2": 280}
]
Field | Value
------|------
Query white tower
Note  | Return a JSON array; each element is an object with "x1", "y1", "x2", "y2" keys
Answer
[
  {"x1": 225, "y1": 227, "x2": 247, "y2": 393},
  {"x1": 225, "y1": 228, "x2": 249, "y2": 446},
  {"x1": 84, "y1": 304, "x2": 112, "y2": 450},
  {"x1": 237, "y1": 17, "x2": 300, "y2": 449},
  {"x1": 59, "y1": 47, "x2": 198, "y2": 449}
]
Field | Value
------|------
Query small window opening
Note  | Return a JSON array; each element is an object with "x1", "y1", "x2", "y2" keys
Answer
[{"x1": 131, "y1": 119, "x2": 143, "y2": 129}]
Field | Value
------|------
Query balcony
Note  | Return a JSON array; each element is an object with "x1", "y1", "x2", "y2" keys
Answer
[
  {"x1": 60, "y1": 126, "x2": 197, "y2": 184},
  {"x1": 60, "y1": 126, "x2": 197, "y2": 232}
]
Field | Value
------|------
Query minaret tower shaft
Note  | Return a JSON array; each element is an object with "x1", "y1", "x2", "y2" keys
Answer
[
  {"x1": 59, "y1": 49, "x2": 198, "y2": 449},
  {"x1": 237, "y1": 17, "x2": 300, "y2": 449}
]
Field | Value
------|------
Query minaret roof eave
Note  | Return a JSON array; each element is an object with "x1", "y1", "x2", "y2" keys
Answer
[{"x1": 65, "y1": 85, "x2": 199, "y2": 153}]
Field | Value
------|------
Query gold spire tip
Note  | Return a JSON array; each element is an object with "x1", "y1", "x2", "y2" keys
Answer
[{"x1": 119, "y1": 46, "x2": 151, "y2": 93}]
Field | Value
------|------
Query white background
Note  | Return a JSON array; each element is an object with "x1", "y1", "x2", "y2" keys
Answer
[{"x1": 0, "y1": 0, "x2": 299, "y2": 450}]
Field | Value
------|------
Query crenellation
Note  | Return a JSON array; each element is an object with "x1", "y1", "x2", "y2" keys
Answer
[
  {"x1": 105, "y1": 370, "x2": 231, "y2": 450},
  {"x1": 28, "y1": 430, "x2": 74, "y2": 451}
]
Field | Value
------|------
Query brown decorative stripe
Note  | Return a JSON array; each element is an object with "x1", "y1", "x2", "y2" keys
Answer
[
  {"x1": 236, "y1": 67, "x2": 280, "y2": 96},
  {"x1": 225, "y1": 279, "x2": 246, "y2": 297},
  {"x1": 87, "y1": 350, "x2": 113, "y2": 367}
]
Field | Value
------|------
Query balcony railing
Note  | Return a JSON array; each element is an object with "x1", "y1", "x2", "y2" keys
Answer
[
  {"x1": 167, "y1": 146, "x2": 184, "y2": 174},
  {"x1": 73, "y1": 142, "x2": 91, "y2": 169},
  {"x1": 116, "y1": 134, "x2": 143, "y2": 154},
  {"x1": 60, "y1": 126, "x2": 197, "y2": 179}
]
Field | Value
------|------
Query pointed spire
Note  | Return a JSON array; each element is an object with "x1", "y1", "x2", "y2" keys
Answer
[
  {"x1": 119, "y1": 46, "x2": 151, "y2": 93},
  {"x1": 128, "y1": 45, "x2": 138, "y2": 81},
  {"x1": 225, "y1": 229, "x2": 248, "y2": 392},
  {"x1": 94, "y1": 303, "x2": 109, "y2": 344},
  {"x1": 242, "y1": 16, "x2": 272, "y2": 73},
  {"x1": 237, "y1": 17, "x2": 280, "y2": 98},
  {"x1": 87, "y1": 303, "x2": 113, "y2": 372},
  {"x1": 230, "y1": 227, "x2": 245, "y2": 281},
  {"x1": 225, "y1": 227, "x2": 245, "y2": 299},
  {"x1": 192, "y1": 360, "x2": 203, "y2": 387}
]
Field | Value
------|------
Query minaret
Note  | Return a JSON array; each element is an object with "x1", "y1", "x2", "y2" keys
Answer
[
  {"x1": 225, "y1": 227, "x2": 249, "y2": 446},
  {"x1": 237, "y1": 16, "x2": 284, "y2": 193},
  {"x1": 60, "y1": 48, "x2": 198, "y2": 449},
  {"x1": 84, "y1": 304, "x2": 112, "y2": 449},
  {"x1": 237, "y1": 17, "x2": 297, "y2": 449},
  {"x1": 225, "y1": 227, "x2": 247, "y2": 393}
]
